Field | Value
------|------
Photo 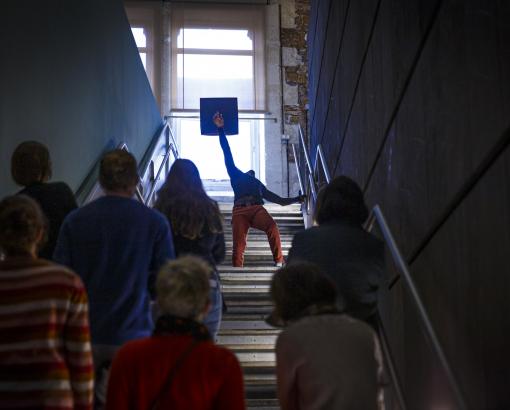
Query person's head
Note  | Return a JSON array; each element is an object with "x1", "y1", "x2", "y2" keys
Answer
[
  {"x1": 314, "y1": 176, "x2": 369, "y2": 226},
  {"x1": 155, "y1": 159, "x2": 222, "y2": 240},
  {"x1": 246, "y1": 170, "x2": 255, "y2": 178},
  {"x1": 0, "y1": 195, "x2": 46, "y2": 258},
  {"x1": 99, "y1": 149, "x2": 139, "y2": 196},
  {"x1": 161, "y1": 159, "x2": 203, "y2": 194},
  {"x1": 269, "y1": 263, "x2": 338, "y2": 325},
  {"x1": 156, "y1": 256, "x2": 211, "y2": 321},
  {"x1": 11, "y1": 141, "x2": 52, "y2": 187}
]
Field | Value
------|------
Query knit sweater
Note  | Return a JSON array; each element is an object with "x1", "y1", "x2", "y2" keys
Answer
[
  {"x1": 0, "y1": 258, "x2": 93, "y2": 410},
  {"x1": 53, "y1": 195, "x2": 175, "y2": 345},
  {"x1": 106, "y1": 333, "x2": 245, "y2": 410}
]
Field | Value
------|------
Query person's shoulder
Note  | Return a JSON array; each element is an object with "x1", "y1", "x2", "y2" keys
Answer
[
  {"x1": 28, "y1": 260, "x2": 86, "y2": 290},
  {"x1": 112, "y1": 337, "x2": 152, "y2": 367},
  {"x1": 282, "y1": 314, "x2": 375, "y2": 341},
  {"x1": 200, "y1": 341, "x2": 240, "y2": 365},
  {"x1": 46, "y1": 181, "x2": 74, "y2": 192},
  {"x1": 147, "y1": 206, "x2": 171, "y2": 228},
  {"x1": 292, "y1": 225, "x2": 321, "y2": 241}
]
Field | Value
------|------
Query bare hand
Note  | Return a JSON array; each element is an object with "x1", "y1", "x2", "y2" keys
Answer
[{"x1": 213, "y1": 112, "x2": 224, "y2": 128}]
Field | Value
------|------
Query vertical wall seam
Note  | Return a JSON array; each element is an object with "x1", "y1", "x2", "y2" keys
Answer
[
  {"x1": 362, "y1": 0, "x2": 445, "y2": 193},
  {"x1": 314, "y1": 0, "x2": 352, "y2": 150},
  {"x1": 331, "y1": 0, "x2": 383, "y2": 176},
  {"x1": 308, "y1": 0, "x2": 335, "y2": 137}
]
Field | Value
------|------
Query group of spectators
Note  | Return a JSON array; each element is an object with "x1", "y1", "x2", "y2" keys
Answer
[{"x1": 0, "y1": 138, "x2": 385, "y2": 409}]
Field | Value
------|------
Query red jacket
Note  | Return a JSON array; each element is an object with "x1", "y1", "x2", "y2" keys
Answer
[{"x1": 106, "y1": 334, "x2": 245, "y2": 410}]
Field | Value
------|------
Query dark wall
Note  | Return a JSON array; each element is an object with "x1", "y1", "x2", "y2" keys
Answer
[
  {"x1": 308, "y1": 0, "x2": 510, "y2": 408},
  {"x1": 0, "y1": 0, "x2": 161, "y2": 198}
]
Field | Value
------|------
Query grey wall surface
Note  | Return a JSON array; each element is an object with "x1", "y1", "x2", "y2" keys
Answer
[
  {"x1": 0, "y1": 0, "x2": 161, "y2": 198},
  {"x1": 308, "y1": 0, "x2": 510, "y2": 408}
]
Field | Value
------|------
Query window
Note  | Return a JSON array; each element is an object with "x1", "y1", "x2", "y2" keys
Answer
[
  {"x1": 175, "y1": 114, "x2": 265, "y2": 181},
  {"x1": 171, "y1": 4, "x2": 266, "y2": 111},
  {"x1": 131, "y1": 27, "x2": 148, "y2": 70},
  {"x1": 125, "y1": 6, "x2": 155, "y2": 92}
]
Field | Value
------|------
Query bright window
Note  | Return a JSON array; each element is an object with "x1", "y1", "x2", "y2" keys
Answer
[
  {"x1": 131, "y1": 27, "x2": 147, "y2": 70},
  {"x1": 171, "y1": 4, "x2": 265, "y2": 111}
]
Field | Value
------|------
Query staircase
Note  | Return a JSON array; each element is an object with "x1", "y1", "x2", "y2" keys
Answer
[{"x1": 207, "y1": 182, "x2": 305, "y2": 409}]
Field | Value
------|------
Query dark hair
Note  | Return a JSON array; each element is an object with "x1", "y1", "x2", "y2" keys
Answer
[
  {"x1": 314, "y1": 176, "x2": 369, "y2": 225},
  {"x1": 0, "y1": 195, "x2": 46, "y2": 256},
  {"x1": 270, "y1": 263, "x2": 338, "y2": 323},
  {"x1": 11, "y1": 141, "x2": 52, "y2": 186},
  {"x1": 99, "y1": 149, "x2": 139, "y2": 192},
  {"x1": 155, "y1": 159, "x2": 223, "y2": 240}
]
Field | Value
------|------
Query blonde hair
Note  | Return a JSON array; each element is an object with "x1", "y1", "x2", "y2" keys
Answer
[{"x1": 156, "y1": 256, "x2": 211, "y2": 320}]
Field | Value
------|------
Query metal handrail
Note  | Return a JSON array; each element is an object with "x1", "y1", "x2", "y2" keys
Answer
[
  {"x1": 293, "y1": 124, "x2": 330, "y2": 213},
  {"x1": 167, "y1": 123, "x2": 179, "y2": 158},
  {"x1": 291, "y1": 143, "x2": 305, "y2": 198},
  {"x1": 376, "y1": 314, "x2": 407, "y2": 410},
  {"x1": 79, "y1": 120, "x2": 179, "y2": 207},
  {"x1": 297, "y1": 125, "x2": 317, "y2": 202},
  {"x1": 366, "y1": 205, "x2": 467, "y2": 410},
  {"x1": 145, "y1": 123, "x2": 179, "y2": 205},
  {"x1": 317, "y1": 144, "x2": 331, "y2": 183},
  {"x1": 80, "y1": 142, "x2": 145, "y2": 205},
  {"x1": 292, "y1": 123, "x2": 465, "y2": 409}
]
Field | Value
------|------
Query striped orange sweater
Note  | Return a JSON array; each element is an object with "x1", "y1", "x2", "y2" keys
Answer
[{"x1": 0, "y1": 258, "x2": 93, "y2": 410}]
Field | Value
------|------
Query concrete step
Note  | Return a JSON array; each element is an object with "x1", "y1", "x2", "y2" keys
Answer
[
  {"x1": 217, "y1": 334, "x2": 278, "y2": 349},
  {"x1": 220, "y1": 319, "x2": 274, "y2": 331},
  {"x1": 246, "y1": 399, "x2": 280, "y2": 410},
  {"x1": 220, "y1": 272, "x2": 274, "y2": 282},
  {"x1": 219, "y1": 266, "x2": 277, "y2": 272},
  {"x1": 225, "y1": 238, "x2": 294, "y2": 245},
  {"x1": 222, "y1": 226, "x2": 302, "y2": 234},
  {"x1": 222, "y1": 284, "x2": 271, "y2": 294},
  {"x1": 218, "y1": 203, "x2": 302, "y2": 213}
]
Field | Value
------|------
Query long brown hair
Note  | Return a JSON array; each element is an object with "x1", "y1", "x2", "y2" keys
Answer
[
  {"x1": 155, "y1": 159, "x2": 223, "y2": 240},
  {"x1": 11, "y1": 141, "x2": 52, "y2": 186}
]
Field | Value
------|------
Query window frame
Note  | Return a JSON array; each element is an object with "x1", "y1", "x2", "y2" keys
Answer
[{"x1": 170, "y1": 4, "x2": 266, "y2": 112}]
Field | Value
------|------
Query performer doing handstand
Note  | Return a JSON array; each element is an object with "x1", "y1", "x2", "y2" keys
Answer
[{"x1": 213, "y1": 112, "x2": 304, "y2": 267}]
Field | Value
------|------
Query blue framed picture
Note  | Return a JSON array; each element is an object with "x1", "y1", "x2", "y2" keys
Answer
[{"x1": 200, "y1": 97, "x2": 239, "y2": 136}]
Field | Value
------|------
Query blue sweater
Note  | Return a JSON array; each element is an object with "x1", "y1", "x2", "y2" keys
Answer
[{"x1": 54, "y1": 195, "x2": 175, "y2": 345}]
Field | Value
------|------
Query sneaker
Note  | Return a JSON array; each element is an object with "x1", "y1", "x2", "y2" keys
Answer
[{"x1": 275, "y1": 262, "x2": 283, "y2": 267}]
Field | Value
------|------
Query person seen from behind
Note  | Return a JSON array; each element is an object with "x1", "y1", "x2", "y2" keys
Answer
[
  {"x1": 106, "y1": 256, "x2": 245, "y2": 410},
  {"x1": 287, "y1": 176, "x2": 384, "y2": 327},
  {"x1": 155, "y1": 158, "x2": 225, "y2": 340},
  {"x1": 213, "y1": 112, "x2": 304, "y2": 267},
  {"x1": 270, "y1": 263, "x2": 384, "y2": 410},
  {"x1": 53, "y1": 149, "x2": 175, "y2": 407},
  {"x1": 0, "y1": 195, "x2": 93, "y2": 409},
  {"x1": 11, "y1": 141, "x2": 77, "y2": 260}
]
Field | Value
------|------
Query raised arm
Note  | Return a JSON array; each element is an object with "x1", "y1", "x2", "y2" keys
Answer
[
  {"x1": 214, "y1": 113, "x2": 242, "y2": 179},
  {"x1": 261, "y1": 185, "x2": 303, "y2": 206}
]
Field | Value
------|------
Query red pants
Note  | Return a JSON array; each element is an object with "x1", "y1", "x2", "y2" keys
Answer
[{"x1": 231, "y1": 205, "x2": 283, "y2": 267}]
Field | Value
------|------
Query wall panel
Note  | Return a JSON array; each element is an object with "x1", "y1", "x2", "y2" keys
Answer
[
  {"x1": 336, "y1": 0, "x2": 440, "y2": 186},
  {"x1": 0, "y1": 0, "x2": 161, "y2": 197},
  {"x1": 366, "y1": 0, "x2": 510, "y2": 257},
  {"x1": 316, "y1": 0, "x2": 379, "y2": 172},
  {"x1": 308, "y1": 0, "x2": 510, "y2": 406}
]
